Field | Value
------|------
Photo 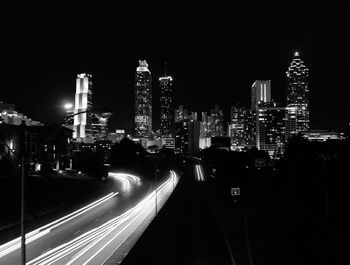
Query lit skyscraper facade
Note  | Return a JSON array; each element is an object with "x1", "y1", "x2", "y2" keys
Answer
[
  {"x1": 175, "y1": 119, "x2": 200, "y2": 155},
  {"x1": 159, "y1": 76, "x2": 174, "y2": 136},
  {"x1": 251, "y1": 80, "x2": 271, "y2": 110},
  {"x1": 175, "y1": 105, "x2": 185, "y2": 122},
  {"x1": 256, "y1": 103, "x2": 286, "y2": 155},
  {"x1": 175, "y1": 105, "x2": 197, "y2": 122},
  {"x1": 73, "y1": 73, "x2": 93, "y2": 140},
  {"x1": 210, "y1": 105, "x2": 224, "y2": 137},
  {"x1": 134, "y1": 60, "x2": 152, "y2": 138},
  {"x1": 229, "y1": 105, "x2": 245, "y2": 150},
  {"x1": 286, "y1": 52, "x2": 310, "y2": 132}
]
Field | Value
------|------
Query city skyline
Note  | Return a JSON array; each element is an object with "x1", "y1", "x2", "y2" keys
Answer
[
  {"x1": 1, "y1": 4, "x2": 350, "y2": 264},
  {"x1": 1, "y1": 3, "x2": 349, "y2": 133}
]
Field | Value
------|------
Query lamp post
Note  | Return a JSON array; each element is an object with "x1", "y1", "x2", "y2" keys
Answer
[
  {"x1": 0, "y1": 134, "x2": 27, "y2": 265},
  {"x1": 20, "y1": 156, "x2": 26, "y2": 265},
  {"x1": 155, "y1": 160, "x2": 158, "y2": 215}
]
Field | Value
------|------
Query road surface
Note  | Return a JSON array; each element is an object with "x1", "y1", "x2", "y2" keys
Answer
[{"x1": 0, "y1": 171, "x2": 178, "y2": 265}]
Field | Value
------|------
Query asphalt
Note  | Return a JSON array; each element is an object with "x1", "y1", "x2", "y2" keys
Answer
[
  {"x1": 0, "y1": 173, "x2": 153, "y2": 265},
  {"x1": 121, "y1": 158, "x2": 339, "y2": 265},
  {"x1": 121, "y1": 159, "x2": 249, "y2": 265}
]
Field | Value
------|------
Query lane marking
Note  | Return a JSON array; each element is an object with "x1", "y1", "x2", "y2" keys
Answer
[{"x1": 41, "y1": 248, "x2": 51, "y2": 255}]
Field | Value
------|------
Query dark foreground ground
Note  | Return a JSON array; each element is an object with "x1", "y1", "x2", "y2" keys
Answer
[{"x1": 121, "y1": 157, "x2": 348, "y2": 265}]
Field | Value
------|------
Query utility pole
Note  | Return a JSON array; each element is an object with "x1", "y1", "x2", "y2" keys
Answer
[
  {"x1": 19, "y1": 121, "x2": 27, "y2": 265},
  {"x1": 155, "y1": 161, "x2": 158, "y2": 215},
  {"x1": 21, "y1": 156, "x2": 26, "y2": 265}
]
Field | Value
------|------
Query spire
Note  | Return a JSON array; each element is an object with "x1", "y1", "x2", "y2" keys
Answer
[
  {"x1": 164, "y1": 62, "x2": 167, "y2": 76},
  {"x1": 294, "y1": 51, "x2": 300, "y2": 57}
]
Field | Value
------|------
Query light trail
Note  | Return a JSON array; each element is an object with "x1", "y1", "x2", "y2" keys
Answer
[
  {"x1": 108, "y1": 173, "x2": 140, "y2": 191},
  {"x1": 198, "y1": 165, "x2": 204, "y2": 181},
  {"x1": 0, "y1": 192, "x2": 118, "y2": 259},
  {"x1": 0, "y1": 172, "x2": 140, "y2": 260},
  {"x1": 27, "y1": 171, "x2": 178, "y2": 265},
  {"x1": 195, "y1": 165, "x2": 204, "y2": 182},
  {"x1": 195, "y1": 165, "x2": 201, "y2": 181}
]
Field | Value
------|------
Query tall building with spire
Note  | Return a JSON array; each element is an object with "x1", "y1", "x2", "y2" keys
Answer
[
  {"x1": 134, "y1": 60, "x2": 152, "y2": 138},
  {"x1": 159, "y1": 63, "x2": 174, "y2": 136},
  {"x1": 73, "y1": 73, "x2": 93, "y2": 141},
  {"x1": 286, "y1": 51, "x2": 310, "y2": 132}
]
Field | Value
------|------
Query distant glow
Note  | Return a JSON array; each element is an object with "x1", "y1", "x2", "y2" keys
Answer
[
  {"x1": 64, "y1": 103, "x2": 73, "y2": 109},
  {"x1": 159, "y1": 76, "x2": 173, "y2": 81},
  {"x1": 108, "y1": 172, "x2": 141, "y2": 191},
  {"x1": 35, "y1": 163, "x2": 41, "y2": 172}
]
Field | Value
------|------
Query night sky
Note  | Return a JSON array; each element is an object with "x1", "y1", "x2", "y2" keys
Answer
[{"x1": 2, "y1": 2, "x2": 349, "y2": 133}]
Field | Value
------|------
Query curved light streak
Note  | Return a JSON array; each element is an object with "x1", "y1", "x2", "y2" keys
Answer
[
  {"x1": 0, "y1": 172, "x2": 142, "y2": 259},
  {"x1": 195, "y1": 165, "x2": 204, "y2": 182},
  {"x1": 0, "y1": 192, "x2": 118, "y2": 259},
  {"x1": 108, "y1": 172, "x2": 141, "y2": 191},
  {"x1": 27, "y1": 171, "x2": 178, "y2": 265}
]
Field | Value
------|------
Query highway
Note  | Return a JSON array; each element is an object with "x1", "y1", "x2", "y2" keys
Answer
[{"x1": 0, "y1": 171, "x2": 178, "y2": 265}]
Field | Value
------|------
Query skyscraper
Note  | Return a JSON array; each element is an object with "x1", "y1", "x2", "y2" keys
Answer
[
  {"x1": 73, "y1": 73, "x2": 92, "y2": 140},
  {"x1": 243, "y1": 109, "x2": 256, "y2": 148},
  {"x1": 286, "y1": 51, "x2": 310, "y2": 132},
  {"x1": 159, "y1": 74, "x2": 174, "y2": 136},
  {"x1": 229, "y1": 105, "x2": 245, "y2": 150},
  {"x1": 256, "y1": 102, "x2": 286, "y2": 155},
  {"x1": 210, "y1": 105, "x2": 224, "y2": 137},
  {"x1": 175, "y1": 119, "x2": 200, "y2": 155},
  {"x1": 251, "y1": 80, "x2": 271, "y2": 110},
  {"x1": 134, "y1": 60, "x2": 152, "y2": 138}
]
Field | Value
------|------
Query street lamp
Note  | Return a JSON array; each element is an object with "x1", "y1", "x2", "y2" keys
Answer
[
  {"x1": 64, "y1": 103, "x2": 73, "y2": 110},
  {"x1": 154, "y1": 160, "x2": 159, "y2": 215},
  {"x1": 1, "y1": 107, "x2": 112, "y2": 265},
  {"x1": 0, "y1": 124, "x2": 28, "y2": 265}
]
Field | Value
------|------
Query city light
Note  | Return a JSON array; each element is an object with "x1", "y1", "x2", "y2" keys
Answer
[{"x1": 64, "y1": 103, "x2": 73, "y2": 109}]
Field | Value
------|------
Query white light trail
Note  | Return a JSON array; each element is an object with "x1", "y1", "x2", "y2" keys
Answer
[
  {"x1": 0, "y1": 172, "x2": 142, "y2": 260},
  {"x1": 108, "y1": 173, "x2": 140, "y2": 191},
  {"x1": 198, "y1": 165, "x2": 204, "y2": 181},
  {"x1": 195, "y1": 165, "x2": 201, "y2": 181},
  {"x1": 195, "y1": 165, "x2": 204, "y2": 182},
  {"x1": 27, "y1": 171, "x2": 178, "y2": 265},
  {"x1": 0, "y1": 192, "x2": 118, "y2": 259}
]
